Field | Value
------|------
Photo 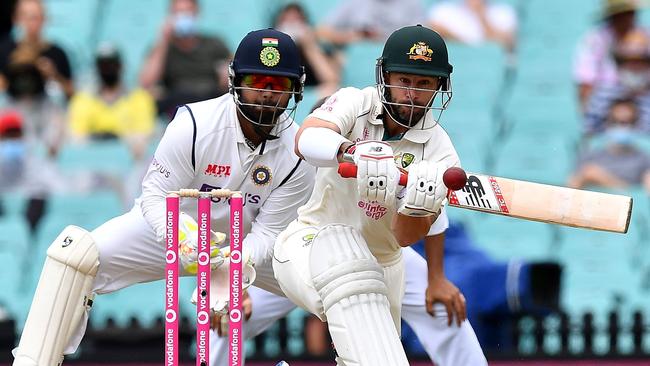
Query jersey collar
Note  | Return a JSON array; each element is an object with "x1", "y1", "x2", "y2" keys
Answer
[{"x1": 371, "y1": 102, "x2": 436, "y2": 144}]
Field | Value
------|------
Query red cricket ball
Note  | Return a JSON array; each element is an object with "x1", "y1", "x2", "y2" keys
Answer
[{"x1": 443, "y1": 167, "x2": 467, "y2": 191}]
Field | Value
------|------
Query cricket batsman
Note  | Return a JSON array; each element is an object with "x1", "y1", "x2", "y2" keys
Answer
[
  {"x1": 12, "y1": 28, "x2": 315, "y2": 365},
  {"x1": 272, "y1": 25, "x2": 464, "y2": 365}
]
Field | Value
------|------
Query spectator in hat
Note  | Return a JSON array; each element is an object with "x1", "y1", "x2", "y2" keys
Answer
[
  {"x1": 69, "y1": 43, "x2": 156, "y2": 160},
  {"x1": 570, "y1": 98, "x2": 650, "y2": 193},
  {"x1": 583, "y1": 29, "x2": 650, "y2": 135},
  {"x1": 574, "y1": 0, "x2": 648, "y2": 111}
]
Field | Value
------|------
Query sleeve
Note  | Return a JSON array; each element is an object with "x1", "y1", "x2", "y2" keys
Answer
[
  {"x1": 129, "y1": 89, "x2": 156, "y2": 135},
  {"x1": 46, "y1": 44, "x2": 73, "y2": 79},
  {"x1": 573, "y1": 31, "x2": 601, "y2": 84},
  {"x1": 307, "y1": 87, "x2": 364, "y2": 137},
  {"x1": 582, "y1": 88, "x2": 611, "y2": 134},
  {"x1": 244, "y1": 160, "x2": 316, "y2": 268},
  {"x1": 0, "y1": 39, "x2": 12, "y2": 75},
  {"x1": 427, "y1": 205, "x2": 449, "y2": 236},
  {"x1": 209, "y1": 36, "x2": 231, "y2": 61},
  {"x1": 139, "y1": 106, "x2": 197, "y2": 242},
  {"x1": 490, "y1": 4, "x2": 518, "y2": 33},
  {"x1": 68, "y1": 93, "x2": 91, "y2": 137}
]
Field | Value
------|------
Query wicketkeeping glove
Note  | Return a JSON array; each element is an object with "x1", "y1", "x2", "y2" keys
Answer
[{"x1": 178, "y1": 212, "x2": 227, "y2": 274}]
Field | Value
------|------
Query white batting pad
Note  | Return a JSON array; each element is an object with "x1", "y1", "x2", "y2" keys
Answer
[
  {"x1": 13, "y1": 225, "x2": 99, "y2": 366},
  {"x1": 309, "y1": 224, "x2": 408, "y2": 366}
]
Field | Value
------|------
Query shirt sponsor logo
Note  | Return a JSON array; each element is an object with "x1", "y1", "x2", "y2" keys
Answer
[
  {"x1": 204, "y1": 164, "x2": 231, "y2": 177},
  {"x1": 319, "y1": 95, "x2": 337, "y2": 112},
  {"x1": 357, "y1": 200, "x2": 388, "y2": 220},
  {"x1": 199, "y1": 184, "x2": 261, "y2": 206},
  {"x1": 362, "y1": 127, "x2": 369, "y2": 141},
  {"x1": 152, "y1": 158, "x2": 171, "y2": 178}
]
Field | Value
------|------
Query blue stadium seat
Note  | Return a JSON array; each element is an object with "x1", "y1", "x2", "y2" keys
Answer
[
  {"x1": 57, "y1": 140, "x2": 134, "y2": 176},
  {"x1": 43, "y1": 0, "x2": 100, "y2": 77},
  {"x1": 341, "y1": 41, "x2": 383, "y2": 88},
  {"x1": 462, "y1": 213, "x2": 554, "y2": 262}
]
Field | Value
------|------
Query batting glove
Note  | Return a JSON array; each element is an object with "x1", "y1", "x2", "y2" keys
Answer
[
  {"x1": 352, "y1": 140, "x2": 400, "y2": 206},
  {"x1": 398, "y1": 160, "x2": 447, "y2": 217}
]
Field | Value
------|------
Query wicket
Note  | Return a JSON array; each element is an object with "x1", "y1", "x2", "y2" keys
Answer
[{"x1": 165, "y1": 189, "x2": 244, "y2": 366}]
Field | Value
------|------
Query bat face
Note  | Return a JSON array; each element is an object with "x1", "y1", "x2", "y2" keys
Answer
[
  {"x1": 447, "y1": 173, "x2": 633, "y2": 234},
  {"x1": 337, "y1": 160, "x2": 632, "y2": 233}
]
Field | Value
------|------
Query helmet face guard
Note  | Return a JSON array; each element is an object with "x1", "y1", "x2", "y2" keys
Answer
[
  {"x1": 229, "y1": 64, "x2": 305, "y2": 133},
  {"x1": 376, "y1": 25, "x2": 454, "y2": 130},
  {"x1": 375, "y1": 58, "x2": 452, "y2": 129}
]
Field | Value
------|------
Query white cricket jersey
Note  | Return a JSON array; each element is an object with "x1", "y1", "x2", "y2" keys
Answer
[
  {"x1": 300, "y1": 87, "x2": 459, "y2": 263},
  {"x1": 137, "y1": 94, "x2": 316, "y2": 269}
]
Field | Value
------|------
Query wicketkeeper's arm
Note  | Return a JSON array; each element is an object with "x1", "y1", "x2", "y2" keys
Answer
[{"x1": 140, "y1": 106, "x2": 196, "y2": 243}]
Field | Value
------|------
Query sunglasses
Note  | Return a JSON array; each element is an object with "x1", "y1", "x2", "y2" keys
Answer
[{"x1": 241, "y1": 74, "x2": 293, "y2": 91}]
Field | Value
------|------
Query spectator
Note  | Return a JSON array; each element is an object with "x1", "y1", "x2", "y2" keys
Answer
[
  {"x1": 316, "y1": 0, "x2": 426, "y2": 46},
  {"x1": 139, "y1": 0, "x2": 231, "y2": 119},
  {"x1": 273, "y1": 3, "x2": 340, "y2": 97},
  {"x1": 0, "y1": 0, "x2": 73, "y2": 101},
  {"x1": 584, "y1": 29, "x2": 650, "y2": 135},
  {"x1": 428, "y1": 0, "x2": 518, "y2": 51},
  {"x1": 69, "y1": 44, "x2": 156, "y2": 160},
  {"x1": 569, "y1": 98, "x2": 650, "y2": 193},
  {"x1": 0, "y1": 109, "x2": 25, "y2": 190},
  {"x1": 574, "y1": 0, "x2": 647, "y2": 111}
]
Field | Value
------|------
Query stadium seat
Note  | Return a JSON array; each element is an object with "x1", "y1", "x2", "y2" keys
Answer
[
  {"x1": 341, "y1": 41, "x2": 383, "y2": 88},
  {"x1": 43, "y1": 0, "x2": 100, "y2": 77}
]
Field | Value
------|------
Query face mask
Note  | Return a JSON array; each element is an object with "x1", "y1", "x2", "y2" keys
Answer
[
  {"x1": 619, "y1": 69, "x2": 650, "y2": 91},
  {"x1": 0, "y1": 139, "x2": 26, "y2": 178},
  {"x1": 11, "y1": 25, "x2": 25, "y2": 41},
  {"x1": 604, "y1": 126, "x2": 635, "y2": 146},
  {"x1": 99, "y1": 70, "x2": 120, "y2": 87},
  {"x1": 173, "y1": 12, "x2": 197, "y2": 37}
]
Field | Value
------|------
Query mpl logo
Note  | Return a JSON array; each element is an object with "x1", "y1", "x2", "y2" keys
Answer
[{"x1": 204, "y1": 164, "x2": 231, "y2": 177}]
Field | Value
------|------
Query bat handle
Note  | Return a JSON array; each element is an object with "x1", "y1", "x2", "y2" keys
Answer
[{"x1": 338, "y1": 161, "x2": 408, "y2": 186}]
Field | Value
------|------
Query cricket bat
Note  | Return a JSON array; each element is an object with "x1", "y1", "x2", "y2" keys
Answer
[{"x1": 337, "y1": 162, "x2": 633, "y2": 234}]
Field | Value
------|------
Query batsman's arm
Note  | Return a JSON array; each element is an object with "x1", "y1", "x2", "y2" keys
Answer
[
  {"x1": 392, "y1": 213, "x2": 436, "y2": 247},
  {"x1": 294, "y1": 88, "x2": 364, "y2": 166},
  {"x1": 140, "y1": 107, "x2": 196, "y2": 243}
]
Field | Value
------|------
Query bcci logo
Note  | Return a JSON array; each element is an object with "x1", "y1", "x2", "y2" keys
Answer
[
  {"x1": 260, "y1": 47, "x2": 280, "y2": 67},
  {"x1": 252, "y1": 165, "x2": 272, "y2": 186}
]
